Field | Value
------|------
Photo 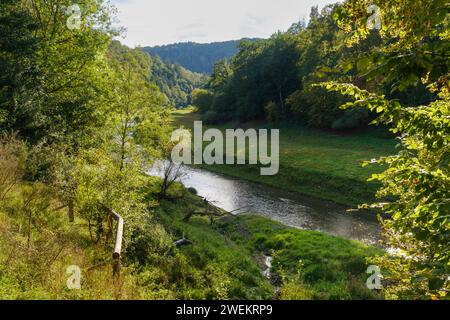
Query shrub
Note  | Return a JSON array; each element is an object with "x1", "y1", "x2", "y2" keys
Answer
[
  {"x1": 264, "y1": 101, "x2": 281, "y2": 122},
  {"x1": 279, "y1": 281, "x2": 314, "y2": 300},
  {"x1": 287, "y1": 85, "x2": 351, "y2": 128},
  {"x1": 192, "y1": 89, "x2": 214, "y2": 113},
  {"x1": 331, "y1": 109, "x2": 369, "y2": 130},
  {"x1": 201, "y1": 110, "x2": 222, "y2": 125},
  {"x1": 286, "y1": 90, "x2": 307, "y2": 124},
  {"x1": 187, "y1": 187, "x2": 198, "y2": 195},
  {"x1": 0, "y1": 134, "x2": 27, "y2": 202}
]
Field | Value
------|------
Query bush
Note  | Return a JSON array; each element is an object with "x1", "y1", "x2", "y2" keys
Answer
[
  {"x1": 287, "y1": 85, "x2": 351, "y2": 128},
  {"x1": 192, "y1": 89, "x2": 214, "y2": 113},
  {"x1": 264, "y1": 101, "x2": 281, "y2": 122},
  {"x1": 0, "y1": 134, "x2": 27, "y2": 202},
  {"x1": 279, "y1": 281, "x2": 314, "y2": 300},
  {"x1": 201, "y1": 110, "x2": 222, "y2": 125},
  {"x1": 331, "y1": 109, "x2": 369, "y2": 130},
  {"x1": 187, "y1": 187, "x2": 198, "y2": 195},
  {"x1": 286, "y1": 90, "x2": 307, "y2": 124}
]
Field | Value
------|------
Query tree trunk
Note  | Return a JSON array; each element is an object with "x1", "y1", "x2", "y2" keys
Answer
[
  {"x1": 27, "y1": 209, "x2": 32, "y2": 251},
  {"x1": 68, "y1": 199, "x2": 74, "y2": 223},
  {"x1": 279, "y1": 86, "x2": 284, "y2": 119}
]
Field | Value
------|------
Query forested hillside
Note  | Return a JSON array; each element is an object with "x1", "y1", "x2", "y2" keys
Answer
[
  {"x1": 149, "y1": 54, "x2": 207, "y2": 108},
  {"x1": 110, "y1": 41, "x2": 206, "y2": 108},
  {"x1": 143, "y1": 39, "x2": 259, "y2": 74}
]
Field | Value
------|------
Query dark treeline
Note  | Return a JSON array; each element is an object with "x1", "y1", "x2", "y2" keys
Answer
[{"x1": 194, "y1": 4, "x2": 441, "y2": 130}]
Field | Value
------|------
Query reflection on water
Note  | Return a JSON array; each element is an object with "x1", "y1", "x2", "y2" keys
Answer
[{"x1": 151, "y1": 164, "x2": 381, "y2": 245}]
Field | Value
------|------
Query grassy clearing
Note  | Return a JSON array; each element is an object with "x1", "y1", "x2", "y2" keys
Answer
[{"x1": 171, "y1": 109, "x2": 396, "y2": 206}]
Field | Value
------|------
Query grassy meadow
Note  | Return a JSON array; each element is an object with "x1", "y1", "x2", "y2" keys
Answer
[{"x1": 172, "y1": 109, "x2": 396, "y2": 206}]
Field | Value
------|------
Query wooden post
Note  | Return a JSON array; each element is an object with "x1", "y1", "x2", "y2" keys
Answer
[
  {"x1": 112, "y1": 252, "x2": 120, "y2": 281},
  {"x1": 109, "y1": 209, "x2": 124, "y2": 281}
]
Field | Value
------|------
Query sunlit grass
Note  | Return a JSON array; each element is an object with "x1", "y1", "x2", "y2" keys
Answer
[{"x1": 171, "y1": 110, "x2": 396, "y2": 206}]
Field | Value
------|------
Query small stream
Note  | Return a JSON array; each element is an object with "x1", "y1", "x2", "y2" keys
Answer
[
  {"x1": 263, "y1": 256, "x2": 273, "y2": 279},
  {"x1": 151, "y1": 164, "x2": 381, "y2": 244}
]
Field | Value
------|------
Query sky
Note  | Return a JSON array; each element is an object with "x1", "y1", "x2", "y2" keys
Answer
[{"x1": 110, "y1": 0, "x2": 337, "y2": 47}]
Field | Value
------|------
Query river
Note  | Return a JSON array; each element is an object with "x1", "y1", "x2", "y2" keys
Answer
[{"x1": 151, "y1": 164, "x2": 381, "y2": 245}]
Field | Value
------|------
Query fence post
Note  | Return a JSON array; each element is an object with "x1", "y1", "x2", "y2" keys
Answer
[{"x1": 109, "y1": 209, "x2": 124, "y2": 281}]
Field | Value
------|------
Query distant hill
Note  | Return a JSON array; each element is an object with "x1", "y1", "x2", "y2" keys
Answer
[
  {"x1": 149, "y1": 55, "x2": 207, "y2": 108},
  {"x1": 143, "y1": 39, "x2": 260, "y2": 74}
]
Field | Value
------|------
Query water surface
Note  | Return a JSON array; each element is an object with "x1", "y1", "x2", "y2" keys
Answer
[{"x1": 152, "y1": 164, "x2": 381, "y2": 244}]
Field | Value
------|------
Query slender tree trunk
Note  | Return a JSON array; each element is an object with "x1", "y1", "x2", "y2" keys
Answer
[
  {"x1": 278, "y1": 86, "x2": 284, "y2": 120},
  {"x1": 120, "y1": 65, "x2": 133, "y2": 172},
  {"x1": 105, "y1": 214, "x2": 113, "y2": 245},
  {"x1": 68, "y1": 199, "x2": 74, "y2": 223},
  {"x1": 27, "y1": 209, "x2": 32, "y2": 251}
]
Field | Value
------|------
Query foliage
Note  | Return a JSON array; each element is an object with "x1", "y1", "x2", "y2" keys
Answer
[
  {"x1": 191, "y1": 88, "x2": 214, "y2": 113},
  {"x1": 199, "y1": 4, "x2": 379, "y2": 129},
  {"x1": 201, "y1": 110, "x2": 222, "y2": 125},
  {"x1": 325, "y1": 82, "x2": 450, "y2": 299},
  {"x1": 334, "y1": 0, "x2": 449, "y2": 93},
  {"x1": 322, "y1": 0, "x2": 449, "y2": 299},
  {"x1": 0, "y1": 0, "x2": 40, "y2": 134},
  {"x1": 0, "y1": 134, "x2": 27, "y2": 202},
  {"x1": 147, "y1": 51, "x2": 207, "y2": 108},
  {"x1": 206, "y1": 34, "x2": 300, "y2": 122},
  {"x1": 0, "y1": 0, "x2": 176, "y2": 300}
]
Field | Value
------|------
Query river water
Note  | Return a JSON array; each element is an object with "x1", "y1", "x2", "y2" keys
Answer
[{"x1": 151, "y1": 164, "x2": 381, "y2": 244}]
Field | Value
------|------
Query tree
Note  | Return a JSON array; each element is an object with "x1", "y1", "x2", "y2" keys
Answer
[
  {"x1": 18, "y1": 0, "x2": 116, "y2": 147},
  {"x1": 0, "y1": 0, "x2": 40, "y2": 135},
  {"x1": 208, "y1": 59, "x2": 232, "y2": 91},
  {"x1": 158, "y1": 159, "x2": 185, "y2": 199},
  {"x1": 192, "y1": 89, "x2": 214, "y2": 113},
  {"x1": 325, "y1": 0, "x2": 449, "y2": 299}
]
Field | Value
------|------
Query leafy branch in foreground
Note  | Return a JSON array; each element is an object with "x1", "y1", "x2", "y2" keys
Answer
[{"x1": 321, "y1": 82, "x2": 450, "y2": 299}]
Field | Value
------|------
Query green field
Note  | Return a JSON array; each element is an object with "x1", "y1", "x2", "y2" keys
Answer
[{"x1": 172, "y1": 110, "x2": 396, "y2": 206}]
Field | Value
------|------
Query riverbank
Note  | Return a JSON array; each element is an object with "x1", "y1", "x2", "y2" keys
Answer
[
  {"x1": 154, "y1": 187, "x2": 383, "y2": 299},
  {"x1": 162, "y1": 164, "x2": 381, "y2": 244},
  {"x1": 172, "y1": 109, "x2": 396, "y2": 207}
]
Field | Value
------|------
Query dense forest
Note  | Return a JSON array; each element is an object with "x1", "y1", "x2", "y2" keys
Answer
[
  {"x1": 0, "y1": 0, "x2": 449, "y2": 301},
  {"x1": 194, "y1": 4, "x2": 442, "y2": 131},
  {"x1": 143, "y1": 39, "x2": 258, "y2": 74}
]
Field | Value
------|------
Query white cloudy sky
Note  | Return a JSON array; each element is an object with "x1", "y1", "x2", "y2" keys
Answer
[{"x1": 110, "y1": 0, "x2": 337, "y2": 47}]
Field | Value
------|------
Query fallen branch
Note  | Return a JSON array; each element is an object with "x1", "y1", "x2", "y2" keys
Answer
[{"x1": 173, "y1": 234, "x2": 192, "y2": 247}]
